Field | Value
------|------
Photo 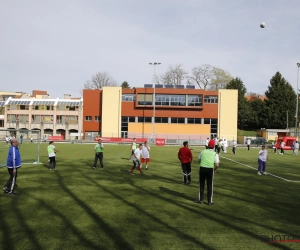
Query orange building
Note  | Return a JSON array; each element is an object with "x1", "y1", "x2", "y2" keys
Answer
[{"x1": 82, "y1": 86, "x2": 238, "y2": 142}]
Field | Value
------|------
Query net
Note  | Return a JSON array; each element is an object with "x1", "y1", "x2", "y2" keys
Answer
[{"x1": 0, "y1": 129, "x2": 42, "y2": 167}]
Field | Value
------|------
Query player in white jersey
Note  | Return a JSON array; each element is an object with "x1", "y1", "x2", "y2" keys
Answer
[{"x1": 141, "y1": 141, "x2": 150, "y2": 170}]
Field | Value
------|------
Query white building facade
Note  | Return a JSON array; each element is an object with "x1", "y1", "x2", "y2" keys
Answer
[{"x1": 1, "y1": 97, "x2": 83, "y2": 140}]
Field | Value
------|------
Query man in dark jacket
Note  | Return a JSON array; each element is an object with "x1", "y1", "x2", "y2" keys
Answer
[
  {"x1": 178, "y1": 141, "x2": 193, "y2": 185},
  {"x1": 3, "y1": 139, "x2": 21, "y2": 195}
]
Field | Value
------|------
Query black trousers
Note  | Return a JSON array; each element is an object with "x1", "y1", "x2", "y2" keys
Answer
[
  {"x1": 94, "y1": 152, "x2": 104, "y2": 168},
  {"x1": 232, "y1": 147, "x2": 236, "y2": 155},
  {"x1": 199, "y1": 167, "x2": 214, "y2": 203},
  {"x1": 49, "y1": 156, "x2": 56, "y2": 169},
  {"x1": 181, "y1": 162, "x2": 191, "y2": 183},
  {"x1": 5, "y1": 168, "x2": 18, "y2": 192}
]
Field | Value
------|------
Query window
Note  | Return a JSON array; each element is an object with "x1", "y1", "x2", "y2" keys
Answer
[
  {"x1": 137, "y1": 94, "x2": 152, "y2": 105},
  {"x1": 85, "y1": 116, "x2": 92, "y2": 121},
  {"x1": 187, "y1": 118, "x2": 201, "y2": 124},
  {"x1": 94, "y1": 116, "x2": 100, "y2": 122},
  {"x1": 138, "y1": 117, "x2": 152, "y2": 123},
  {"x1": 122, "y1": 94, "x2": 135, "y2": 102},
  {"x1": 155, "y1": 94, "x2": 169, "y2": 106},
  {"x1": 155, "y1": 117, "x2": 168, "y2": 123},
  {"x1": 171, "y1": 118, "x2": 185, "y2": 124},
  {"x1": 170, "y1": 95, "x2": 186, "y2": 106},
  {"x1": 204, "y1": 118, "x2": 211, "y2": 124},
  {"x1": 204, "y1": 95, "x2": 218, "y2": 103},
  {"x1": 69, "y1": 116, "x2": 78, "y2": 124},
  {"x1": 187, "y1": 95, "x2": 202, "y2": 106},
  {"x1": 121, "y1": 117, "x2": 135, "y2": 132}
]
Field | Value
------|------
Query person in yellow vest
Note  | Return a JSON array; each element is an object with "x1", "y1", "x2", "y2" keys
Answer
[
  {"x1": 93, "y1": 139, "x2": 104, "y2": 169},
  {"x1": 128, "y1": 138, "x2": 137, "y2": 160},
  {"x1": 195, "y1": 139, "x2": 219, "y2": 205},
  {"x1": 48, "y1": 141, "x2": 59, "y2": 170}
]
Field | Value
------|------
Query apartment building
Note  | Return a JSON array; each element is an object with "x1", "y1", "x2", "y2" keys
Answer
[{"x1": 1, "y1": 93, "x2": 83, "y2": 140}]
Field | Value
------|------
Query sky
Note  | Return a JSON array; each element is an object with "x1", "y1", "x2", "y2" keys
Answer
[{"x1": 1, "y1": 0, "x2": 300, "y2": 99}]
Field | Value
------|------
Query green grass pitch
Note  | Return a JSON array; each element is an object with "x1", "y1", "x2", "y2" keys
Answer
[{"x1": 1, "y1": 143, "x2": 300, "y2": 250}]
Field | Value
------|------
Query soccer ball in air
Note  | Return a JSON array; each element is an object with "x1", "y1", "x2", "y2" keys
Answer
[{"x1": 260, "y1": 22, "x2": 266, "y2": 28}]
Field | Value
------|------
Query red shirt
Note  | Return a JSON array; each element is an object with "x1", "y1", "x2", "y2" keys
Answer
[{"x1": 178, "y1": 147, "x2": 193, "y2": 163}]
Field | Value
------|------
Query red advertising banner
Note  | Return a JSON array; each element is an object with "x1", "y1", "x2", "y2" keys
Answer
[
  {"x1": 155, "y1": 138, "x2": 166, "y2": 146},
  {"x1": 48, "y1": 135, "x2": 64, "y2": 141}
]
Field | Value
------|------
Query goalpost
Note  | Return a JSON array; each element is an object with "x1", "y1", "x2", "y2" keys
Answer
[{"x1": 0, "y1": 128, "x2": 42, "y2": 167}]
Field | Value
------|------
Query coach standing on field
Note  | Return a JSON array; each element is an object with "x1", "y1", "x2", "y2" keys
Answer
[
  {"x1": 93, "y1": 139, "x2": 104, "y2": 169},
  {"x1": 178, "y1": 141, "x2": 193, "y2": 185},
  {"x1": 195, "y1": 139, "x2": 219, "y2": 205},
  {"x1": 3, "y1": 138, "x2": 21, "y2": 195}
]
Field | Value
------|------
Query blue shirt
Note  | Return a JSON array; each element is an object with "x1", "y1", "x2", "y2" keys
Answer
[{"x1": 7, "y1": 146, "x2": 21, "y2": 168}]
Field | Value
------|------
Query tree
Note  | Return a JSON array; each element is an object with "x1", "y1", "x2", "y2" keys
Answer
[
  {"x1": 226, "y1": 77, "x2": 250, "y2": 130},
  {"x1": 190, "y1": 64, "x2": 232, "y2": 90},
  {"x1": 264, "y1": 72, "x2": 296, "y2": 129},
  {"x1": 209, "y1": 67, "x2": 233, "y2": 90},
  {"x1": 84, "y1": 72, "x2": 118, "y2": 89},
  {"x1": 190, "y1": 64, "x2": 213, "y2": 89},
  {"x1": 121, "y1": 81, "x2": 130, "y2": 89},
  {"x1": 160, "y1": 64, "x2": 188, "y2": 86},
  {"x1": 248, "y1": 98, "x2": 266, "y2": 130}
]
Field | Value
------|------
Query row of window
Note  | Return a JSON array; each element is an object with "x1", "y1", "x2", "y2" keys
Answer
[
  {"x1": 120, "y1": 116, "x2": 217, "y2": 124},
  {"x1": 85, "y1": 116, "x2": 101, "y2": 122},
  {"x1": 8, "y1": 105, "x2": 80, "y2": 111},
  {"x1": 121, "y1": 117, "x2": 217, "y2": 134},
  {"x1": 122, "y1": 94, "x2": 218, "y2": 106},
  {"x1": 7, "y1": 114, "x2": 78, "y2": 124}
]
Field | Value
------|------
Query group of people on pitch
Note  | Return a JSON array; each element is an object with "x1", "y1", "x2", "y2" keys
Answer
[
  {"x1": 92, "y1": 138, "x2": 151, "y2": 176},
  {"x1": 178, "y1": 139, "x2": 220, "y2": 206}
]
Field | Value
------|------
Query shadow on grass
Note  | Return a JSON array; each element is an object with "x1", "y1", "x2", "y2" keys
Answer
[{"x1": 78, "y1": 172, "x2": 216, "y2": 250}]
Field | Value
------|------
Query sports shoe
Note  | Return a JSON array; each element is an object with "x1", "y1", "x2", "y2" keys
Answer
[
  {"x1": 263, "y1": 172, "x2": 267, "y2": 175},
  {"x1": 53, "y1": 168, "x2": 56, "y2": 170},
  {"x1": 49, "y1": 168, "x2": 53, "y2": 170},
  {"x1": 3, "y1": 187, "x2": 8, "y2": 193},
  {"x1": 130, "y1": 172, "x2": 134, "y2": 175},
  {"x1": 146, "y1": 166, "x2": 148, "y2": 170},
  {"x1": 187, "y1": 182, "x2": 191, "y2": 185},
  {"x1": 257, "y1": 172, "x2": 262, "y2": 175},
  {"x1": 208, "y1": 202, "x2": 214, "y2": 206},
  {"x1": 194, "y1": 200, "x2": 203, "y2": 204},
  {"x1": 141, "y1": 172, "x2": 144, "y2": 175},
  {"x1": 92, "y1": 167, "x2": 96, "y2": 169},
  {"x1": 7, "y1": 191, "x2": 15, "y2": 196}
]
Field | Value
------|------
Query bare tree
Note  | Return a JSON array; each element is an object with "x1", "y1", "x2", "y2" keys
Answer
[
  {"x1": 189, "y1": 64, "x2": 213, "y2": 89},
  {"x1": 84, "y1": 72, "x2": 118, "y2": 89},
  {"x1": 209, "y1": 67, "x2": 233, "y2": 90},
  {"x1": 160, "y1": 64, "x2": 188, "y2": 86},
  {"x1": 190, "y1": 64, "x2": 232, "y2": 90}
]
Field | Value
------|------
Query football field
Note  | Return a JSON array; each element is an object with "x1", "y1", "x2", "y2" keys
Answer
[{"x1": 0, "y1": 143, "x2": 300, "y2": 250}]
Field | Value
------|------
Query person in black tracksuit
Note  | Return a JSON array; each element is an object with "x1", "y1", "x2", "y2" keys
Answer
[{"x1": 3, "y1": 139, "x2": 21, "y2": 195}]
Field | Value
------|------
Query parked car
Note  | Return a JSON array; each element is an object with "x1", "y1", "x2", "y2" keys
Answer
[{"x1": 251, "y1": 138, "x2": 267, "y2": 145}]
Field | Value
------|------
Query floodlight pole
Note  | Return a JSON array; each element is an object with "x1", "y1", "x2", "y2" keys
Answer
[
  {"x1": 295, "y1": 63, "x2": 300, "y2": 138},
  {"x1": 149, "y1": 62, "x2": 161, "y2": 141}
]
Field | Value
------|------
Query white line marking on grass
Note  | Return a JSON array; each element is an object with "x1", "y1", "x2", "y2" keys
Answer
[{"x1": 221, "y1": 156, "x2": 300, "y2": 183}]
